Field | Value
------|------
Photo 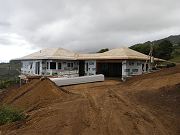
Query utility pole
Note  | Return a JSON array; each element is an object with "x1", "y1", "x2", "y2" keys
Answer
[
  {"x1": 145, "y1": 43, "x2": 153, "y2": 72},
  {"x1": 149, "y1": 43, "x2": 153, "y2": 71}
]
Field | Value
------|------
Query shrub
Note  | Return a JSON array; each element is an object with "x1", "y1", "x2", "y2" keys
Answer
[
  {"x1": 166, "y1": 63, "x2": 176, "y2": 68},
  {"x1": 0, "y1": 78, "x2": 19, "y2": 89},
  {"x1": 0, "y1": 106, "x2": 26, "y2": 125}
]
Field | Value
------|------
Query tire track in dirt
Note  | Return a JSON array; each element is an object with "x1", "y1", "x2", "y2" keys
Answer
[
  {"x1": 79, "y1": 87, "x2": 169, "y2": 135},
  {"x1": 108, "y1": 88, "x2": 169, "y2": 135}
]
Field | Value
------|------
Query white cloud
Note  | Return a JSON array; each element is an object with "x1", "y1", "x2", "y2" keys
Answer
[
  {"x1": 0, "y1": 33, "x2": 39, "y2": 62},
  {"x1": 0, "y1": 0, "x2": 180, "y2": 61}
]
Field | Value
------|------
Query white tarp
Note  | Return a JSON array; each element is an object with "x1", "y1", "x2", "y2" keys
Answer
[{"x1": 49, "y1": 74, "x2": 104, "y2": 86}]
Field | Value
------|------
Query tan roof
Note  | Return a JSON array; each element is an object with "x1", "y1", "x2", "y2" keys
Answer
[
  {"x1": 14, "y1": 48, "x2": 78, "y2": 60},
  {"x1": 78, "y1": 48, "x2": 164, "y2": 61},
  {"x1": 78, "y1": 48, "x2": 147, "y2": 60},
  {"x1": 13, "y1": 47, "x2": 164, "y2": 61}
]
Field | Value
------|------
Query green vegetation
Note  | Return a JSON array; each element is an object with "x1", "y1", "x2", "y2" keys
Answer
[
  {"x1": 0, "y1": 106, "x2": 26, "y2": 125},
  {"x1": 0, "y1": 61, "x2": 20, "y2": 90},
  {"x1": 97, "y1": 48, "x2": 109, "y2": 53},
  {"x1": 0, "y1": 79, "x2": 19, "y2": 89},
  {"x1": 170, "y1": 43, "x2": 180, "y2": 62},
  {"x1": 130, "y1": 40, "x2": 173, "y2": 60},
  {"x1": 154, "y1": 40, "x2": 173, "y2": 60},
  {"x1": 130, "y1": 35, "x2": 180, "y2": 62},
  {"x1": 0, "y1": 61, "x2": 21, "y2": 80}
]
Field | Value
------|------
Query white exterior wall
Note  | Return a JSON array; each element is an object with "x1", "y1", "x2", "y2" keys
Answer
[
  {"x1": 85, "y1": 60, "x2": 96, "y2": 76},
  {"x1": 122, "y1": 60, "x2": 128, "y2": 77},
  {"x1": 21, "y1": 60, "x2": 42, "y2": 75},
  {"x1": 122, "y1": 60, "x2": 148, "y2": 78},
  {"x1": 45, "y1": 60, "x2": 79, "y2": 77},
  {"x1": 21, "y1": 60, "x2": 79, "y2": 77},
  {"x1": 21, "y1": 59, "x2": 150, "y2": 78}
]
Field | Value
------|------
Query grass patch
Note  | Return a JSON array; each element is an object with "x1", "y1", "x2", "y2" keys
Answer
[
  {"x1": 170, "y1": 55, "x2": 180, "y2": 63},
  {"x1": 0, "y1": 106, "x2": 26, "y2": 125},
  {"x1": 170, "y1": 45, "x2": 180, "y2": 63},
  {"x1": 0, "y1": 79, "x2": 19, "y2": 89}
]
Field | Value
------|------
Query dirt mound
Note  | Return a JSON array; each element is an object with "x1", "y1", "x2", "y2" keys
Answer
[
  {"x1": 2, "y1": 78, "x2": 70, "y2": 111},
  {"x1": 120, "y1": 65, "x2": 180, "y2": 91},
  {"x1": 126, "y1": 65, "x2": 180, "y2": 83}
]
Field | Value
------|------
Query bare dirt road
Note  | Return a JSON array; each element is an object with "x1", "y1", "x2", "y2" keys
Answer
[{"x1": 0, "y1": 66, "x2": 180, "y2": 135}]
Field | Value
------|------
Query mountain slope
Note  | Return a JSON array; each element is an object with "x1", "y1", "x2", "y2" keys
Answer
[{"x1": 130, "y1": 34, "x2": 180, "y2": 62}]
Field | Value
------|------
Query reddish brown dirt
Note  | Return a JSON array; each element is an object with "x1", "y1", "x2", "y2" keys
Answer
[
  {"x1": 1, "y1": 78, "x2": 76, "y2": 111},
  {"x1": 0, "y1": 66, "x2": 180, "y2": 135}
]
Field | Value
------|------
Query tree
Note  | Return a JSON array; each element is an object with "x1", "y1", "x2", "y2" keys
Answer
[
  {"x1": 177, "y1": 42, "x2": 180, "y2": 47},
  {"x1": 154, "y1": 40, "x2": 173, "y2": 60},
  {"x1": 97, "y1": 48, "x2": 109, "y2": 53},
  {"x1": 130, "y1": 41, "x2": 152, "y2": 55}
]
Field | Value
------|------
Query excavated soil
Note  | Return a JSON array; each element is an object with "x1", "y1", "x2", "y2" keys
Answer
[{"x1": 0, "y1": 66, "x2": 180, "y2": 135}]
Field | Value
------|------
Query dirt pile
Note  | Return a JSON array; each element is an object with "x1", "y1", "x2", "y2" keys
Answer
[
  {"x1": 1, "y1": 78, "x2": 71, "y2": 111},
  {"x1": 0, "y1": 66, "x2": 179, "y2": 135}
]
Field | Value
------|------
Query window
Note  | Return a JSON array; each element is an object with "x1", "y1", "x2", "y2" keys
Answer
[
  {"x1": 67, "y1": 62, "x2": 73, "y2": 68},
  {"x1": 132, "y1": 69, "x2": 138, "y2": 72},
  {"x1": 47, "y1": 62, "x2": 49, "y2": 69},
  {"x1": 58, "y1": 63, "x2": 62, "y2": 69},
  {"x1": 50, "y1": 62, "x2": 56, "y2": 69},
  {"x1": 129, "y1": 62, "x2": 134, "y2": 66},
  {"x1": 124, "y1": 69, "x2": 130, "y2": 72},
  {"x1": 89, "y1": 61, "x2": 94, "y2": 65},
  {"x1": 137, "y1": 62, "x2": 141, "y2": 66},
  {"x1": 86, "y1": 63, "x2": 88, "y2": 71}
]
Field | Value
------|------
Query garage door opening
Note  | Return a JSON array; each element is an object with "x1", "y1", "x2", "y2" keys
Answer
[
  {"x1": 79, "y1": 60, "x2": 85, "y2": 76},
  {"x1": 96, "y1": 62, "x2": 122, "y2": 77}
]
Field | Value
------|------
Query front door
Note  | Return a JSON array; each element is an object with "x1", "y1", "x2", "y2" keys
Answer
[{"x1": 35, "y1": 62, "x2": 40, "y2": 75}]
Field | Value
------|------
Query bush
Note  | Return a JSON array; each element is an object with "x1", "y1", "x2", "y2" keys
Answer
[
  {"x1": 0, "y1": 79, "x2": 19, "y2": 89},
  {"x1": 166, "y1": 63, "x2": 176, "y2": 68},
  {"x1": 0, "y1": 106, "x2": 26, "y2": 125}
]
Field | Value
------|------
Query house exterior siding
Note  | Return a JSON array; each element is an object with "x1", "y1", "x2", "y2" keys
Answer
[
  {"x1": 21, "y1": 59, "x2": 149, "y2": 78},
  {"x1": 21, "y1": 60, "x2": 79, "y2": 77},
  {"x1": 21, "y1": 60, "x2": 42, "y2": 75},
  {"x1": 84, "y1": 60, "x2": 96, "y2": 76},
  {"x1": 122, "y1": 60, "x2": 150, "y2": 78}
]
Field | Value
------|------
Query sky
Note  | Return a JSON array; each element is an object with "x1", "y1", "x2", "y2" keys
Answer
[{"x1": 0, "y1": 0, "x2": 180, "y2": 62}]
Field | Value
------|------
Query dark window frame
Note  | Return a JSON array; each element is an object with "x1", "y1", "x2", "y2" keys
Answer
[
  {"x1": 58, "y1": 62, "x2": 62, "y2": 69},
  {"x1": 50, "y1": 62, "x2": 56, "y2": 69},
  {"x1": 124, "y1": 69, "x2": 130, "y2": 72},
  {"x1": 67, "y1": 62, "x2": 74, "y2": 68},
  {"x1": 86, "y1": 63, "x2": 88, "y2": 71},
  {"x1": 47, "y1": 62, "x2": 49, "y2": 69},
  {"x1": 129, "y1": 62, "x2": 134, "y2": 66},
  {"x1": 132, "y1": 69, "x2": 138, "y2": 72}
]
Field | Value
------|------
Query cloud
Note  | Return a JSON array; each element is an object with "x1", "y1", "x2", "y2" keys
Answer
[
  {"x1": 0, "y1": 0, "x2": 180, "y2": 61},
  {"x1": 0, "y1": 33, "x2": 39, "y2": 61}
]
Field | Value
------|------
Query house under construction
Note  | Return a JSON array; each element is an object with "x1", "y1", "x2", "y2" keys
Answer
[{"x1": 13, "y1": 47, "x2": 163, "y2": 79}]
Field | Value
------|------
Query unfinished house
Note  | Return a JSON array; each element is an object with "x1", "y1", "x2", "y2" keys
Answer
[{"x1": 13, "y1": 48, "x2": 163, "y2": 79}]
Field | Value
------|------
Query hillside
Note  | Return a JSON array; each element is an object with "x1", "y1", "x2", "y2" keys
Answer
[
  {"x1": 0, "y1": 66, "x2": 179, "y2": 135},
  {"x1": 130, "y1": 35, "x2": 180, "y2": 62},
  {"x1": 152, "y1": 35, "x2": 180, "y2": 45}
]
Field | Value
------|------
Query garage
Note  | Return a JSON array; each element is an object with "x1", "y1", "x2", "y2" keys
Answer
[{"x1": 96, "y1": 62, "x2": 122, "y2": 77}]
